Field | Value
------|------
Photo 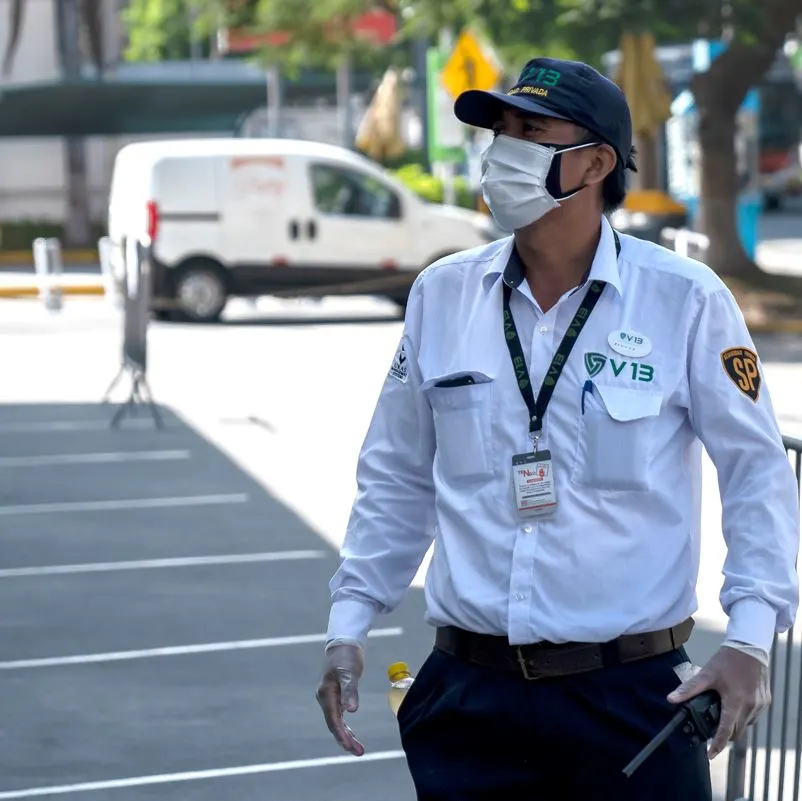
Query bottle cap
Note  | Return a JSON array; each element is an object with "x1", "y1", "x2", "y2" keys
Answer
[{"x1": 387, "y1": 661, "x2": 411, "y2": 682}]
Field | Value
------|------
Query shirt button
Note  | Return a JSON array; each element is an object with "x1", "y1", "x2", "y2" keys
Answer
[
  {"x1": 516, "y1": 593, "x2": 526, "y2": 601},
  {"x1": 538, "y1": 326, "x2": 549, "y2": 334},
  {"x1": 522, "y1": 524, "x2": 532, "y2": 533}
]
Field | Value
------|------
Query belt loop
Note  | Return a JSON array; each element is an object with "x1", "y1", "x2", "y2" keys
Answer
[
  {"x1": 451, "y1": 627, "x2": 470, "y2": 661},
  {"x1": 600, "y1": 640, "x2": 621, "y2": 667}
]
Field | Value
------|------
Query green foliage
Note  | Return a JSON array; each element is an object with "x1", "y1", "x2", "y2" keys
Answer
[
  {"x1": 120, "y1": 0, "x2": 793, "y2": 79},
  {"x1": 0, "y1": 220, "x2": 105, "y2": 252},
  {"x1": 391, "y1": 164, "x2": 475, "y2": 209},
  {"x1": 123, "y1": 0, "x2": 261, "y2": 62}
]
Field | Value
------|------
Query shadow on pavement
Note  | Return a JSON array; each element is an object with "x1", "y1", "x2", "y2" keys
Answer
[
  {"x1": 0, "y1": 400, "x2": 423, "y2": 801},
  {"x1": 1, "y1": 402, "x2": 797, "y2": 800}
]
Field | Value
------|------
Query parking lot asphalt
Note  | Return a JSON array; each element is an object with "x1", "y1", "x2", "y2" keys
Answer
[{"x1": 0, "y1": 401, "x2": 432, "y2": 801}]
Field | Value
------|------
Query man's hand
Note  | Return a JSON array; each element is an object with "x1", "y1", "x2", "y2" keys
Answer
[
  {"x1": 315, "y1": 643, "x2": 366, "y2": 756},
  {"x1": 667, "y1": 646, "x2": 771, "y2": 759}
]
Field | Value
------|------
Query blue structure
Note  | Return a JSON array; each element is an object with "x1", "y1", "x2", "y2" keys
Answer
[{"x1": 665, "y1": 39, "x2": 762, "y2": 258}]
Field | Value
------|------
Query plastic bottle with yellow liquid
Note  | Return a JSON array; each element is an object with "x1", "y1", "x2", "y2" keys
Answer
[{"x1": 387, "y1": 662, "x2": 415, "y2": 716}]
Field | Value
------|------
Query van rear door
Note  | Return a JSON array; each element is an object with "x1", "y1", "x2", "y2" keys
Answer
[
  {"x1": 149, "y1": 156, "x2": 220, "y2": 267},
  {"x1": 108, "y1": 145, "x2": 153, "y2": 279}
]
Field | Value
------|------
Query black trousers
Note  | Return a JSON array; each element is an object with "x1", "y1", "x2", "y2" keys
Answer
[{"x1": 397, "y1": 645, "x2": 713, "y2": 801}]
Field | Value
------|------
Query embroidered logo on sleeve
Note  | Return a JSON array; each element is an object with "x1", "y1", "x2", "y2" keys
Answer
[
  {"x1": 389, "y1": 340, "x2": 409, "y2": 383},
  {"x1": 720, "y1": 347, "x2": 761, "y2": 402}
]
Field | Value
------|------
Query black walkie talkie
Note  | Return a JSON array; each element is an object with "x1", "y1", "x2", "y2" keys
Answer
[{"x1": 623, "y1": 690, "x2": 721, "y2": 777}]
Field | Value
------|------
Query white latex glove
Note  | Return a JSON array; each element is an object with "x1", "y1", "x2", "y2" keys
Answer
[{"x1": 315, "y1": 642, "x2": 365, "y2": 756}]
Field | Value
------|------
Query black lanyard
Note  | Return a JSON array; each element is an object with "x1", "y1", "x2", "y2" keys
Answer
[{"x1": 503, "y1": 231, "x2": 620, "y2": 436}]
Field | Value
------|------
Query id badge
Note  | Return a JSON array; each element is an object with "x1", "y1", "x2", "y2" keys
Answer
[{"x1": 512, "y1": 450, "x2": 557, "y2": 518}]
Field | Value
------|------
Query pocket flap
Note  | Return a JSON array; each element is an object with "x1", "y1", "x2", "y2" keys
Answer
[{"x1": 593, "y1": 384, "x2": 662, "y2": 422}]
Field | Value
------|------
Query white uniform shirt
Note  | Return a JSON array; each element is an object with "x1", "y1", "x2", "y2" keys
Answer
[{"x1": 327, "y1": 217, "x2": 799, "y2": 654}]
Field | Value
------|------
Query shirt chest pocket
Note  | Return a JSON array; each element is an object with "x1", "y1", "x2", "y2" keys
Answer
[
  {"x1": 572, "y1": 383, "x2": 663, "y2": 492},
  {"x1": 425, "y1": 374, "x2": 495, "y2": 483}
]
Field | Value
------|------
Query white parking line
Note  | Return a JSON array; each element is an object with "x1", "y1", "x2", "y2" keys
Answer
[
  {"x1": 0, "y1": 450, "x2": 190, "y2": 468},
  {"x1": 0, "y1": 550, "x2": 327, "y2": 578},
  {"x1": 0, "y1": 628, "x2": 402, "y2": 670},
  {"x1": 0, "y1": 493, "x2": 249, "y2": 516},
  {"x1": 0, "y1": 420, "x2": 158, "y2": 433},
  {"x1": 0, "y1": 750, "x2": 406, "y2": 799}
]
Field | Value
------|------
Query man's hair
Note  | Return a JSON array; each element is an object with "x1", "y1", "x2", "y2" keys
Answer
[{"x1": 602, "y1": 146, "x2": 638, "y2": 213}]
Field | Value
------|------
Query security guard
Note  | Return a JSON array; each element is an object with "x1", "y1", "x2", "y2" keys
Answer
[{"x1": 315, "y1": 57, "x2": 800, "y2": 800}]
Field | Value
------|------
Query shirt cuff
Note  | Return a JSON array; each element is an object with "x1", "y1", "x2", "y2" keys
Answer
[
  {"x1": 326, "y1": 598, "x2": 378, "y2": 647},
  {"x1": 725, "y1": 597, "x2": 778, "y2": 653},
  {"x1": 721, "y1": 640, "x2": 770, "y2": 667}
]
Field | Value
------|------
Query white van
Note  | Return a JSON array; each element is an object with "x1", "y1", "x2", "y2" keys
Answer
[{"x1": 107, "y1": 138, "x2": 500, "y2": 322}]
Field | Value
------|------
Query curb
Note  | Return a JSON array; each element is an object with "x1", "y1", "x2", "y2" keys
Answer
[
  {"x1": 0, "y1": 285, "x2": 801, "y2": 334},
  {"x1": 0, "y1": 249, "x2": 98, "y2": 265},
  {"x1": 0, "y1": 284, "x2": 105, "y2": 298}
]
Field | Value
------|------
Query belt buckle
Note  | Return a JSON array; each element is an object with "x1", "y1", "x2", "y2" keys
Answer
[{"x1": 515, "y1": 647, "x2": 542, "y2": 681}]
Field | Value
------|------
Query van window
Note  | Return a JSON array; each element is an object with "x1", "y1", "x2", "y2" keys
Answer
[{"x1": 310, "y1": 164, "x2": 401, "y2": 219}]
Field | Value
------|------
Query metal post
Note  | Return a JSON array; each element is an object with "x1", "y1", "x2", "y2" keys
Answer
[
  {"x1": 32, "y1": 237, "x2": 63, "y2": 312},
  {"x1": 337, "y1": 55, "x2": 353, "y2": 148},
  {"x1": 437, "y1": 28, "x2": 455, "y2": 205},
  {"x1": 97, "y1": 235, "x2": 120, "y2": 308},
  {"x1": 413, "y1": 36, "x2": 431, "y2": 173},
  {"x1": 187, "y1": 0, "x2": 201, "y2": 60},
  {"x1": 725, "y1": 735, "x2": 748, "y2": 801},
  {"x1": 266, "y1": 65, "x2": 282, "y2": 137}
]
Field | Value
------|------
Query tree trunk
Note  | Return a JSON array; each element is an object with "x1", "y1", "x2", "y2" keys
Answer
[
  {"x1": 694, "y1": 90, "x2": 758, "y2": 278},
  {"x1": 690, "y1": 0, "x2": 802, "y2": 280},
  {"x1": 63, "y1": 137, "x2": 92, "y2": 245},
  {"x1": 634, "y1": 132, "x2": 659, "y2": 190},
  {"x1": 58, "y1": 0, "x2": 93, "y2": 247}
]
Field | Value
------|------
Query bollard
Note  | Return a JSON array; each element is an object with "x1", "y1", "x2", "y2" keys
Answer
[
  {"x1": 659, "y1": 227, "x2": 710, "y2": 263},
  {"x1": 97, "y1": 236, "x2": 121, "y2": 309},
  {"x1": 674, "y1": 228, "x2": 689, "y2": 258},
  {"x1": 32, "y1": 237, "x2": 63, "y2": 312}
]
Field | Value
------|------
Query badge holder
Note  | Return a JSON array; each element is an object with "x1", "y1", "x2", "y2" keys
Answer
[{"x1": 512, "y1": 427, "x2": 557, "y2": 519}]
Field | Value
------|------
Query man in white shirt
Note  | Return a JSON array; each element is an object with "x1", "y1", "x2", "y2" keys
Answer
[{"x1": 315, "y1": 56, "x2": 799, "y2": 800}]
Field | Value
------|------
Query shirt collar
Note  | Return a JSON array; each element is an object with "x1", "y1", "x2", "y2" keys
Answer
[{"x1": 482, "y1": 216, "x2": 623, "y2": 296}]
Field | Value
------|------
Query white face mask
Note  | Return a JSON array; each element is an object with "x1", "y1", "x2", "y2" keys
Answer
[{"x1": 480, "y1": 135, "x2": 597, "y2": 232}]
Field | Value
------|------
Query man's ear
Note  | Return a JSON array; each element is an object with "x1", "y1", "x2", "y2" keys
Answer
[{"x1": 584, "y1": 143, "x2": 617, "y2": 186}]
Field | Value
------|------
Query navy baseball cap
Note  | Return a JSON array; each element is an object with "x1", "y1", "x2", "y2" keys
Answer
[{"x1": 455, "y1": 57, "x2": 634, "y2": 169}]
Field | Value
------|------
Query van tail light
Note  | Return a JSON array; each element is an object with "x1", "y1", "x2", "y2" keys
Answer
[{"x1": 146, "y1": 201, "x2": 159, "y2": 242}]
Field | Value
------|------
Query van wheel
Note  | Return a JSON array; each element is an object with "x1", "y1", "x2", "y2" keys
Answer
[{"x1": 173, "y1": 261, "x2": 228, "y2": 323}]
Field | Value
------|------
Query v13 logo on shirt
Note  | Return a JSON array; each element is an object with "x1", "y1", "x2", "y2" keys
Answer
[{"x1": 584, "y1": 352, "x2": 655, "y2": 383}]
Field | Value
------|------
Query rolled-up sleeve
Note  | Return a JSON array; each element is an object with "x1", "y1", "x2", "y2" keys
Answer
[
  {"x1": 687, "y1": 285, "x2": 800, "y2": 652},
  {"x1": 326, "y1": 274, "x2": 437, "y2": 646}
]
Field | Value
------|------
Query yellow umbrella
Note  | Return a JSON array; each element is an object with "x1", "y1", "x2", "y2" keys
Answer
[
  {"x1": 614, "y1": 32, "x2": 672, "y2": 138},
  {"x1": 614, "y1": 32, "x2": 674, "y2": 202},
  {"x1": 356, "y1": 67, "x2": 407, "y2": 161}
]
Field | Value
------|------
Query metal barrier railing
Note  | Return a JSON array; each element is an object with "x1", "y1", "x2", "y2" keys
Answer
[{"x1": 726, "y1": 436, "x2": 802, "y2": 801}]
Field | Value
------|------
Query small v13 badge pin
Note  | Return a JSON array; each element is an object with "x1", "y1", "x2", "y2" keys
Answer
[{"x1": 389, "y1": 340, "x2": 409, "y2": 383}]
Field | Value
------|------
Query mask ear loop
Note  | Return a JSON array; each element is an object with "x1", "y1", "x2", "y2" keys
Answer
[{"x1": 545, "y1": 141, "x2": 602, "y2": 201}]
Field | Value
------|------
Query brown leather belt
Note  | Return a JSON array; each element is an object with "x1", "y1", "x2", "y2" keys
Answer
[{"x1": 434, "y1": 618, "x2": 694, "y2": 681}]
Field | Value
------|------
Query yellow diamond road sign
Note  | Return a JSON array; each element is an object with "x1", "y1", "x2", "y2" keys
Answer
[{"x1": 441, "y1": 30, "x2": 501, "y2": 101}]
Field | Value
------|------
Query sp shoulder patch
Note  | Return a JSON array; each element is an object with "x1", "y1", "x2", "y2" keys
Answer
[{"x1": 720, "y1": 346, "x2": 761, "y2": 402}]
